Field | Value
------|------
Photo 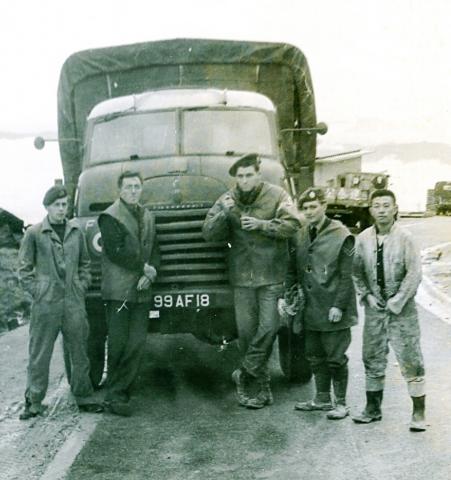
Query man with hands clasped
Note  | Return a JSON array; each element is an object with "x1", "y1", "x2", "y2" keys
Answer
[
  {"x1": 287, "y1": 188, "x2": 357, "y2": 420},
  {"x1": 203, "y1": 153, "x2": 299, "y2": 409},
  {"x1": 98, "y1": 171, "x2": 159, "y2": 416},
  {"x1": 352, "y1": 189, "x2": 426, "y2": 431}
]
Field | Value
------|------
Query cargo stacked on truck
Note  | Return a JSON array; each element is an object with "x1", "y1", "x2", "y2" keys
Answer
[
  {"x1": 324, "y1": 171, "x2": 389, "y2": 231},
  {"x1": 40, "y1": 38, "x2": 325, "y2": 384}
]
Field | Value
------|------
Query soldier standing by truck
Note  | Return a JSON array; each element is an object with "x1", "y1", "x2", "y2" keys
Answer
[
  {"x1": 288, "y1": 188, "x2": 357, "y2": 420},
  {"x1": 203, "y1": 153, "x2": 299, "y2": 409},
  {"x1": 352, "y1": 189, "x2": 426, "y2": 431},
  {"x1": 98, "y1": 171, "x2": 159, "y2": 417},
  {"x1": 18, "y1": 185, "x2": 103, "y2": 419}
]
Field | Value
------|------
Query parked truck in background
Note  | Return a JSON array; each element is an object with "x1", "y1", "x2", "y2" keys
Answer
[
  {"x1": 36, "y1": 38, "x2": 327, "y2": 385},
  {"x1": 324, "y1": 171, "x2": 389, "y2": 231},
  {"x1": 432, "y1": 181, "x2": 451, "y2": 215}
]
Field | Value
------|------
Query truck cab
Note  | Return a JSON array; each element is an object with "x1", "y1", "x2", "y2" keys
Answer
[{"x1": 77, "y1": 88, "x2": 286, "y2": 343}]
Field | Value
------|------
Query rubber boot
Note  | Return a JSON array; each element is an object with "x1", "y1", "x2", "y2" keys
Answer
[
  {"x1": 232, "y1": 368, "x2": 252, "y2": 407},
  {"x1": 295, "y1": 372, "x2": 333, "y2": 411},
  {"x1": 409, "y1": 395, "x2": 426, "y2": 432},
  {"x1": 352, "y1": 390, "x2": 383, "y2": 423},
  {"x1": 327, "y1": 372, "x2": 349, "y2": 420}
]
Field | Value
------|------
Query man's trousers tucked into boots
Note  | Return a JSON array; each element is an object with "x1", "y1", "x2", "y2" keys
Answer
[{"x1": 305, "y1": 328, "x2": 351, "y2": 405}]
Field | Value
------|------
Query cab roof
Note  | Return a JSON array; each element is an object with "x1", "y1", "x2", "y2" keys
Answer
[{"x1": 88, "y1": 88, "x2": 276, "y2": 119}]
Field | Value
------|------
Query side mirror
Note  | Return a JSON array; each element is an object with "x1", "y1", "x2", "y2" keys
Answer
[
  {"x1": 280, "y1": 121, "x2": 328, "y2": 136},
  {"x1": 34, "y1": 136, "x2": 46, "y2": 150}
]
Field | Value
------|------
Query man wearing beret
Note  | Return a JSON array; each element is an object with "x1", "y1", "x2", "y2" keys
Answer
[
  {"x1": 203, "y1": 153, "x2": 300, "y2": 408},
  {"x1": 98, "y1": 171, "x2": 159, "y2": 416},
  {"x1": 18, "y1": 185, "x2": 103, "y2": 419},
  {"x1": 288, "y1": 187, "x2": 357, "y2": 420}
]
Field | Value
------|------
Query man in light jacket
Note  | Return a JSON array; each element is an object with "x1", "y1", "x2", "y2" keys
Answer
[
  {"x1": 18, "y1": 185, "x2": 103, "y2": 419},
  {"x1": 203, "y1": 153, "x2": 300, "y2": 408},
  {"x1": 352, "y1": 189, "x2": 426, "y2": 431}
]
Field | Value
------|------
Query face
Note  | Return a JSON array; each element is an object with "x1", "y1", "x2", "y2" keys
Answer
[
  {"x1": 119, "y1": 176, "x2": 143, "y2": 205},
  {"x1": 46, "y1": 197, "x2": 68, "y2": 224},
  {"x1": 301, "y1": 200, "x2": 327, "y2": 226},
  {"x1": 370, "y1": 195, "x2": 397, "y2": 226},
  {"x1": 235, "y1": 166, "x2": 261, "y2": 192}
]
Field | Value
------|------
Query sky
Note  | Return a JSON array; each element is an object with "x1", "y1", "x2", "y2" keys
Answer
[
  {"x1": 1, "y1": 0, "x2": 450, "y2": 144},
  {"x1": 1, "y1": 0, "x2": 451, "y2": 221}
]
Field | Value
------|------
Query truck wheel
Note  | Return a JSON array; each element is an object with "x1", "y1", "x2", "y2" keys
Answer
[
  {"x1": 86, "y1": 301, "x2": 107, "y2": 388},
  {"x1": 278, "y1": 326, "x2": 312, "y2": 383}
]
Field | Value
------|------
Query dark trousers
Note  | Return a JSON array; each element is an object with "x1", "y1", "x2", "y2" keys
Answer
[
  {"x1": 104, "y1": 301, "x2": 149, "y2": 403},
  {"x1": 234, "y1": 283, "x2": 283, "y2": 381},
  {"x1": 305, "y1": 328, "x2": 351, "y2": 404}
]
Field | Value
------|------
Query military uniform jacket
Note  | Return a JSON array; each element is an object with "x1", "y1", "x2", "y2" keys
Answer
[
  {"x1": 98, "y1": 199, "x2": 159, "y2": 303},
  {"x1": 202, "y1": 182, "x2": 300, "y2": 287},
  {"x1": 287, "y1": 218, "x2": 357, "y2": 331},
  {"x1": 18, "y1": 216, "x2": 91, "y2": 306}
]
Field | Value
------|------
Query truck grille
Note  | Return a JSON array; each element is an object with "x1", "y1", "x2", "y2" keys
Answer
[
  {"x1": 153, "y1": 208, "x2": 229, "y2": 288},
  {"x1": 86, "y1": 206, "x2": 229, "y2": 296}
]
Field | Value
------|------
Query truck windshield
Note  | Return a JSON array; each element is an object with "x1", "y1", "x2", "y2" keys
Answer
[
  {"x1": 88, "y1": 108, "x2": 274, "y2": 164},
  {"x1": 183, "y1": 110, "x2": 274, "y2": 156},
  {"x1": 89, "y1": 111, "x2": 177, "y2": 164}
]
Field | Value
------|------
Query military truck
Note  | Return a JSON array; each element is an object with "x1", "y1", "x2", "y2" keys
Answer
[
  {"x1": 37, "y1": 39, "x2": 327, "y2": 385},
  {"x1": 433, "y1": 181, "x2": 451, "y2": 215},
  {"x1": 324, "y1": 171, "x2": 389, "y2": 231}
]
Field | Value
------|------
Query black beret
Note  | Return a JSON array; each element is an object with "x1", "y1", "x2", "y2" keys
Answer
[
  {"x1": 298, "y1": 187, "x2": 326, "y2": 207},
  {"x1": 228, "y1": 153, "x2": 261, "y2": 177},
  {"x1": 43, "y1": 185, "x2": 68, "y2": 206}
]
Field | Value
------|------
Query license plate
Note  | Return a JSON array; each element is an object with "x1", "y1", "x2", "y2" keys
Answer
[{"x1": 152, "y1": 293, "x2": 210, "y2": 309}]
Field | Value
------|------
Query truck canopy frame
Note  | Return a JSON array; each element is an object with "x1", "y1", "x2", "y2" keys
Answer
[{"x1": 58, "y1": 38, "x2": 317, "y2": 199}]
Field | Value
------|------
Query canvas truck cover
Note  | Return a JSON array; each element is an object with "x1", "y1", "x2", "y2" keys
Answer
[{"x1": 58, "y1": 38, "x2": 317, "y2": 198}]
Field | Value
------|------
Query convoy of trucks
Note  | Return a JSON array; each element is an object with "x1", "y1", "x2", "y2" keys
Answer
[{"x1": 37, "y1": 38, "x2": 331, "y2": 385}]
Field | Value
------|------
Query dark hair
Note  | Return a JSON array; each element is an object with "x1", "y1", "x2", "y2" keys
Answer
[
  {"x1": 117, "y1": 171, "x2": 143, "y2": 188},
  {"x1": 370, "y1": 189, "x2": 396, "y2": 204}
]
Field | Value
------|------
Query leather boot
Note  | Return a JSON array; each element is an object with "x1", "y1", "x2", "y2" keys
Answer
[
  {"x1": 409, "y1": 395, "x2": 426, "y2": 432},
  {"x1": 352, "y1": 390, "x2": 383, "y2": 423},
  {"x1": 232, "y1": 368, "x2": 252, "y2": 407},
  {"x1": 246, "y1": 380, "x2": 273, "y2": 410}
]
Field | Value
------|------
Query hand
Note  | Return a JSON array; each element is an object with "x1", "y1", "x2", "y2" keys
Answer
[
  {"x1": 143, "y1": 263, "x2": 157, "y2": 282},
  {"x1": 328, "y1": 307, "x2": 343, "y2": 323},
  {"x1": 385, "y1": 298, "x2": 398, "y2": 315},
  {"x1": 278, "y1": 298, "x2": 288, "y2": 317},
  {"x1": 366, "y1": 294, "x2": 385, "y2": 311},
  {"x1": 221, "y1": 195, "x2": 235, "y2": 211},
  {"x1": 241, "y1": 216, "x2": 262, "y2": 231},
  {"x1": 137, "y1": 275, "x2": 151, "y2": 291}
]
